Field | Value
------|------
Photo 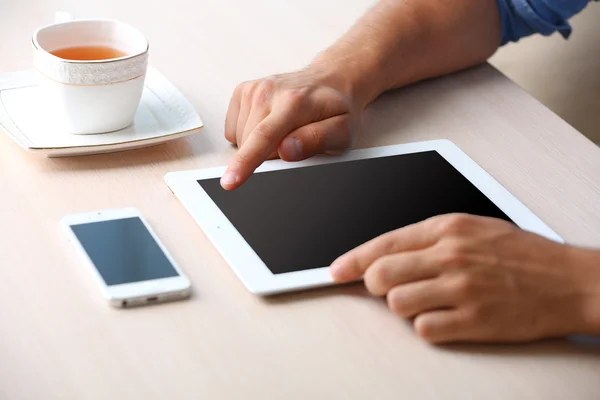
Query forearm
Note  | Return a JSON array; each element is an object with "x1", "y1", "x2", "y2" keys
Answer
[{"x1": 311, "y1": 0, "x2": 503, "y2": 108}]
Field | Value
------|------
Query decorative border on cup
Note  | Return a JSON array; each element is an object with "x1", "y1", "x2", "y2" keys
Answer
[{"x1": 33, "y1": 50, "x2": 149, "y2": 85}]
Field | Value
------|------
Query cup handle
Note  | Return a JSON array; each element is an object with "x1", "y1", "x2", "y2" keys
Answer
[{"x1": 54, "y1": 11, "x2": 73, "y2": 23}]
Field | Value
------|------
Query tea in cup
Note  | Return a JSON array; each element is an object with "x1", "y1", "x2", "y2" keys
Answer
[{"x1": 32, "y1": 18, "x2": 149, "y2": 134}]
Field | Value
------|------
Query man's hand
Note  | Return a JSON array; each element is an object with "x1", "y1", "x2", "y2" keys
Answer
[
  {"x1": 330, "y1": 214, "x2": 600, "y2": 344},
  {"x1": 220, "y1": 68, "x2": 362, "y2": 190},
  {"x1": 220, "y1": 0, "x2": 504, "y2": 190}
]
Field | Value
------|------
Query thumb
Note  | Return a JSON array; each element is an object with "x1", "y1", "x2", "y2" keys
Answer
[{"x1": 277, "y1": 114, "x2": 353, "y2": 161}]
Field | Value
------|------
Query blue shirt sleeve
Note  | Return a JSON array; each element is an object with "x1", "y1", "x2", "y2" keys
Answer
[{"x1": 497, "y1": 0, "x2": 597, "y2": 45}]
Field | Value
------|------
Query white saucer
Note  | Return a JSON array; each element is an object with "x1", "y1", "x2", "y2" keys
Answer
[{"x1": 0, "y1": 67, "x2": 203, "y2": 157}]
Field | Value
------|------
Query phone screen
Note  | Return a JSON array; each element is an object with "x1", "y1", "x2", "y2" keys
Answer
[{"x1": 69, "y1": 217, "x2": 179, "y2": 286}]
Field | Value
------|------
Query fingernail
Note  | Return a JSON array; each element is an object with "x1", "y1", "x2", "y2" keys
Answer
[
  {"x1": 281, "y1": 137, "x2": 303, "y2": 161},
  {"x1": 220, "y1": 170, "x2": 238, "y2": 187}
]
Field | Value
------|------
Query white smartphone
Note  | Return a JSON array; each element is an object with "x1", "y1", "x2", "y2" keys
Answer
[{"x1": 61, "y1": 207, "x2": 191, "y2": 307}]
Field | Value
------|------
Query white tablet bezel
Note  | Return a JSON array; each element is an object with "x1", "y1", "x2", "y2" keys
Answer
[{"x1": 165, "y1": 139, "x2": 562, "y2": 295}]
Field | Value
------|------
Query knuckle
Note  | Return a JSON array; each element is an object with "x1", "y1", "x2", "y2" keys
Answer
[
  {"x1": 437, "y1": 241, "x2": 471, "y2": 269},
  {"x1": 305, "y1": 124, "x2": 324, "y2": 148},
  {"x1": 224, "y1": 131, "x2": 236, "y2": 144},
  {"x1": 240, "y1": 81, "x2": 259, "y2": 101},
  {"x1": 436, "y1": 213, "x2": 476, "y2": 236},
  {"x1": 338, "y1": 116, "x2": 352, "y2": 135},
  {"x1": 452, "y1": 274, "x2": 477, "y2": 298},
  {"x1": 238, "y1": 81, "x2": 252, "y2": 96},
  {"x1": 386, "y1": 293, "x2": 401, "y2": 315},
  {"x1": 283, "y1": 88, "x2": 309, "y2": 107},
  {"x1": 378, "y1": 232, "x2": 400, "y2": 255},
  {"x1": 233, "y1": 82, "x2": 245, "y2": 96},
  {"x1": 234, "y1": 151, "x2": 252, "y2": 167},
  {"x1": 332, "y1": 117, "x2": 352, "y2": 146},
  {"x1": 414, "y1": 318, "x2": 439, "y2": 343},
  {"x1": 253, "y1": 79, "x2": 275, "y2": 106},
  {"x1": 387, "y1": 290, "x2": 411, "y2": 317},
  {"x1": 364, "y1": 260, "x2": 391, "y2": 295},
  {"x1": 260, "y1": 77, "x2": 277, "y2": 91},
  {"x1": 462, "y1": 306, "x2": 482, "y2": 326},
  {"x1": 343, "y1": 256, "x2": 363, "y2": 279},
  {"x1": 253, "y1": 121, "x2": 276, "y2": 142}
]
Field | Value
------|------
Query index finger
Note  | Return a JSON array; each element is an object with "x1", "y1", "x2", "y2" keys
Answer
[
  {"x1": 220, "y1": 105, "x2": 296, "y2": 190},
  {"x1": 330, "y1": 217, "x2": 444, "y2": 283}
]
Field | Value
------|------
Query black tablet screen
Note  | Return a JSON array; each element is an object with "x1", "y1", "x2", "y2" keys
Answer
[{"x1": 197, "y1": 151, "x2": 511, "y2": 275}]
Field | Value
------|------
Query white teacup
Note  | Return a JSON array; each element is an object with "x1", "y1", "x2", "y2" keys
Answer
[{"x1": 32, "y1": 17, "x2": 149, "y2": 134}]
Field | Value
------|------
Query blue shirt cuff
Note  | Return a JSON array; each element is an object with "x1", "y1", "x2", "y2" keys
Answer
[{"x1": 498, "y1": 0, "x2": 595, "y2": 45}]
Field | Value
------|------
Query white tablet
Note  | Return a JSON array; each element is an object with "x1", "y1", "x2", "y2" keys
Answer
[{"x1": 165, "y1": 139, "x2": 562, "y2": 295}]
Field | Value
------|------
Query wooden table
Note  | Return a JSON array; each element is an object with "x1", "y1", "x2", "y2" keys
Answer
[{"x1": 2, "y1": 1, "x2": 600, "y2": 399}]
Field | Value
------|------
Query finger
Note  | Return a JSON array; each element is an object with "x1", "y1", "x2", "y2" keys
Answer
[
  {"x1": 235, "y1": 86, "x2": 254, "y2": 147},
  {"x1": 386, "y1": 279, "x2": 455, "y2": 318},
  {"x1": 224, "y1": 84, "x2": 243, "y2": 144},
  {"x1": 413, "y1": 308, "x2": 473, "y2": 344},
  {"x1": 221, "y1": 107, "x2": 296, "y2": 190},
  {"x1": 240, "y1": 105, "x2": 270, "y2": 148},
  {"x1": 240, "y1": 79, "x2": 275, "y2": 146},
  {"x1": 330, "y1": 218, "x2": 444, "y2": 282},
  {"x1": 277, "y1": 114, "x2": 352, "y2": 162},
  {"x1": 363, "y1": 251, "x2": 440, "y2": 296}
]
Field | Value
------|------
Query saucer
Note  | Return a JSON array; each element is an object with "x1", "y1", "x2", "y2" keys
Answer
[{"x1": 0, "y1": 67, "x2": 203, "y2": 157}]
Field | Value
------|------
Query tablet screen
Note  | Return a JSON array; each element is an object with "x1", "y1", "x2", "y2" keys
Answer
[{"x1": 197, "y1": 151, "x2": 512, "y2": 275}]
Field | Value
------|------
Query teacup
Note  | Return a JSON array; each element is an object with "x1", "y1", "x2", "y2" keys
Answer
[{"x1": 32, "y1": 17, "x2": 149, "y2": 134}]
